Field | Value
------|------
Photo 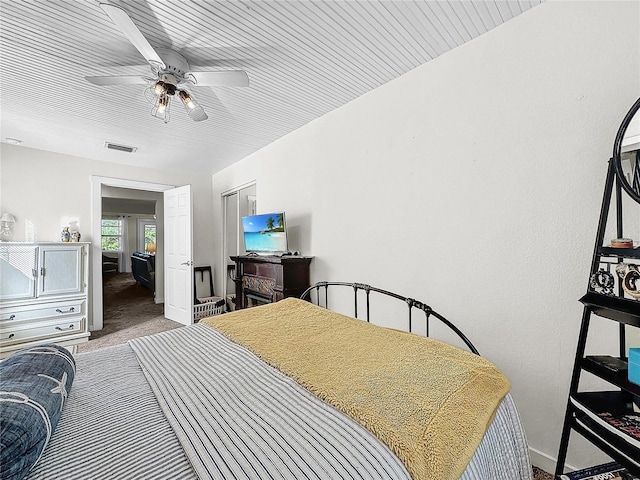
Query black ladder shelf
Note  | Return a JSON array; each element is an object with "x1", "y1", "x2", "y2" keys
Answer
[{"x1": 555, "y1": 98, "x2": 640, "y2": 479}]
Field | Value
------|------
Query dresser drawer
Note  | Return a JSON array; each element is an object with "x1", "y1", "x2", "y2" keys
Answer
[
  {"x1": 0, "y1": 300, "x2": 85, "y2": 322},
  {"x1": 0, "y1": 316, "x2": 85, "y2": 346}
]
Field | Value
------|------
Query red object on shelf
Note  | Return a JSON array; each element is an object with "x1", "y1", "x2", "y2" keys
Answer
[{"x1": 611, "y1": 238, "x2": 634, "y2": 248}]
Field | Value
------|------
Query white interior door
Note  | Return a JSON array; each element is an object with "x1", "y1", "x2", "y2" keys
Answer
[{"x1": 164, "y1": 185, "x2": 193, "y2": 325}]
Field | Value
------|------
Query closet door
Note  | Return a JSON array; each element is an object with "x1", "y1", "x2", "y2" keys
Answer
[
  {"x1": 38, "y1": 245, "x2": 85, "y2": 297},
  {"x1": 223, "y1": 183, "x2": 256, "y2": 302}
]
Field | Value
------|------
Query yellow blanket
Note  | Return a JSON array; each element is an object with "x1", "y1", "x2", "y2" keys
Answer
[{"x1": 203, "y1": 298, "x2": 510, "y2": 480}]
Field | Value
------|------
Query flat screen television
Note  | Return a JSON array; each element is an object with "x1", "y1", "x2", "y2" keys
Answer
[{"x1": 242, "y1": 212, "x2": 288, "y2": 254}]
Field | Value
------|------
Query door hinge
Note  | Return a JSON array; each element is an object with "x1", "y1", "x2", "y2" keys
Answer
[{"x1": 40, "y1": 267, "x2": 45, "y2": 276}]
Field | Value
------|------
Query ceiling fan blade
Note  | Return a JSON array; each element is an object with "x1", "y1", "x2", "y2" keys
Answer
[
  {"x1": 188, "y1": 70, "x2": 249, "y2": 87},
  {"x1": 85, "y1": 75, "x2": 149, "y2": 86},
  {"x1": 100, "y1": 3, "x2": 165, "y2": 68}
]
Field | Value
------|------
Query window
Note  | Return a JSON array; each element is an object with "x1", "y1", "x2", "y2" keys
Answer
[
  {"x1": 143, "y1": 223, "x2": 156, "y2": 253},
  {"x1": 101, "y1": 218, "x2": 123, "y2": 251},
  {"x1": 137, "y1": 219, "x2": 156, "y2": 254}
]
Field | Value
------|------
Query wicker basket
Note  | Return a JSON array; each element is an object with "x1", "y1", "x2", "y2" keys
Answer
[{"x1": 193, "y1": 298, "x2": 225, "y2": 321}]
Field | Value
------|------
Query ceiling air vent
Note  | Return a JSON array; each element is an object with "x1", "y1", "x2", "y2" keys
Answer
[{"x1": 104, "y1": 141, "x2": 137, "y2": 153}]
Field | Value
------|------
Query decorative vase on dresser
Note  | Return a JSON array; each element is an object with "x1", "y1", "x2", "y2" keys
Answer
[{"x1": 0, "y1": 242, "x2": 90, "y2": 358}]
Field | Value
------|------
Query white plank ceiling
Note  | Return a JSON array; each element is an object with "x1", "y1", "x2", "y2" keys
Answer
[{"x1": 0, "y1": 0, "x2": 544, "y2": 174}]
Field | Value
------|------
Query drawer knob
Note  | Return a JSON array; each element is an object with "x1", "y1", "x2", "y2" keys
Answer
[
  {"x1": 55, "y1": 307, "x2": 75, "y2": 314},
  {"x1": 55, "y1": 324, "x2": 75, "y2": 331},
  {"x1": 9, "y1": 315, "x2": 15, "y2": 320},
  {"x1": 2, "y1": 333, "x2": 15, "y2": 340}
]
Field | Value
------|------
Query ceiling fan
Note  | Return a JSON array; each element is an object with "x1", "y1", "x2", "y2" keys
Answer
[{"x1": 85, "y1": 3, "x2": 249, "y2": 123}]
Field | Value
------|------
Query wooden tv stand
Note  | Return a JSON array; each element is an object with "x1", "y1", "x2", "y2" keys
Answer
[{"x1": 230, "y1": 255, "x2": 312, "y2": 310}]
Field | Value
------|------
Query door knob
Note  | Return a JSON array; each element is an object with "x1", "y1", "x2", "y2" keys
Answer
[{"x1": 180, "y1": 261, "x2": 194, "y2": 266}]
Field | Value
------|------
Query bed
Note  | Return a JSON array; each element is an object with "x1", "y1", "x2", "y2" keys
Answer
[{"x1": 1, "y1": 282, "x2": 533, "y2": 480}]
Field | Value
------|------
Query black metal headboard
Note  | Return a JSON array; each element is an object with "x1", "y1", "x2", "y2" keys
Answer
[{"x1": 301, "y1": 281, "x2": 479, "y2": 355}]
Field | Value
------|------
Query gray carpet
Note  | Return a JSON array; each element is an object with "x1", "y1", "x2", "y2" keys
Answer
[
  {"x1": 77, "y1": 273, "x2": 554, "y2": 479},
  {"x1": 77, "y1": 273, "x2": 183, "y2": 353}
]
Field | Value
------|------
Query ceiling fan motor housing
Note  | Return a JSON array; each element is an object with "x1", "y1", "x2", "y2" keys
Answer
[
  {"x1": 159, "y1": 74, "x2": 178, "y2": 95},
  {"x1": 156, "y1": 49, "x2": 190, "y2": 83}
]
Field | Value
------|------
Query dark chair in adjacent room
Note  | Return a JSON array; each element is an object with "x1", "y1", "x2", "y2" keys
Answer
[{"x1": 131, "y1": 252, "x2": 155, "y2": 292}]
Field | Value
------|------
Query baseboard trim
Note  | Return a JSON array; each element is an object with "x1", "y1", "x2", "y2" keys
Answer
[{"x1": 530, "y1": 447, "x2": 578, "y2": 476}]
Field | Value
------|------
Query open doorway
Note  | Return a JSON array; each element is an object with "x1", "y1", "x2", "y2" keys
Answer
[
  {"x1": 91, "y1": 187, "x2": 163, "y2": 343},
  {"x1": 89, "y1": 176, "x2": 175, "y2": 332}
]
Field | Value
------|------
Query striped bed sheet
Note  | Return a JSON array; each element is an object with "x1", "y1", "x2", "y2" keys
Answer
[
  {"x1": 24, "y1": 343, "x2": 197, "y2": 480},
  {"x1": 25, "y1": 324, "x2": 532, "y2": 479}
]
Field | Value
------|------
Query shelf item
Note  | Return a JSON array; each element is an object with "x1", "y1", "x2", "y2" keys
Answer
[
  {"x1": 630, "y1": 348, "x2": 640, "y2": 386},
  {"x1": 611, "y1": 239, "x2": 634, "y2": 248},
  {"x1": 573, "y1": 417, "x2": 640, "y2": 476},
  {"x1": 0, "y1": 242, "x2": 90, "y2": 358},
  {"x1": 585, "y1": 355, "x2": 628, "y2": 373},
  {"x1": 556, "y1": 97, "x2": 640, "y2": 478},
  {"x1": 581, "y1": 358, "x2": 640, "y2": 396},
  {"x1": 558, "y1": 461, "x2": 630, "y2": 480},
  {"x1": 571, "y1": 391, "x2": 640, "y2": 451}
]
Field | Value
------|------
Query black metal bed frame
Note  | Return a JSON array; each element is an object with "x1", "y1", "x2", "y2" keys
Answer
[{"x1": 300, "y1": 281, "x2": 480, "y2": 355}]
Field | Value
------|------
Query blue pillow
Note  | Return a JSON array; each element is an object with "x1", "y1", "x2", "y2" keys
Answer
[{"x1": 0, "y1": 344, "x2": 76, "y2": 480}]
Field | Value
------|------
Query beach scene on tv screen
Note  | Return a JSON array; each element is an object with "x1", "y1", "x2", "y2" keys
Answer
[{"x1": 243, "y1": 213, "x2": 287, "y2": 252}]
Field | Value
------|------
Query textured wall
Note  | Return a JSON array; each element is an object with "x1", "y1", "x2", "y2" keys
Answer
[{"x1": 211, "y1": 0, "x2": 640, "y2": 471}]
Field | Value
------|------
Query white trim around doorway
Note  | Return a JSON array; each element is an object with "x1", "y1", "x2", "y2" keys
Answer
[{"x1": 90, "y1": 176, "x2": 174, "y2": 331}]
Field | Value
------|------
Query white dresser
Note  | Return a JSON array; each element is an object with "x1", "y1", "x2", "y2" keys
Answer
[{"x1": 0, "y1": 242, "x2": 90, "y2": 358}]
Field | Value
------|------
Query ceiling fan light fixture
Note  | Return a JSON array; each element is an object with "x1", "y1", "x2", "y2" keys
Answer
[
  {"x1": 188, "y1": 105, "x2": 208, "y2": 122},
  {"x1": 152, "y1": 91, "x2": 170, "y2": 123},
  {"x1": 179, "y1": 90, "x2": 197, "y2": 111},
  {"x1": 153, "y1": 80, "x2": 165, "y2": 96},
  {"x1": 179, "y1": 90, "x2": 207, "y2": 121}
]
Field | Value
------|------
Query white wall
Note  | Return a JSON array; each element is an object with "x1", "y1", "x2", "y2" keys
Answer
[
  {"x1": 211, "y1": 0, "x2": 640, "y2": 472},
  {"x1": 0, "y1": 146, "x2": 216, "y2": 329}
]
